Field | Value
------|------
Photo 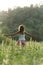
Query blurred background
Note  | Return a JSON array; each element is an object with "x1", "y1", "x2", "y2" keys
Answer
[{"x1": 0, "y1": 0, "x2": 43, "y2": 41}]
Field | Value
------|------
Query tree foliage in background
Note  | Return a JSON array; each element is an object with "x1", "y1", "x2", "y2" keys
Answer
[{"x1": 0, "y1": 5, "x2": 43, "y2": 41}]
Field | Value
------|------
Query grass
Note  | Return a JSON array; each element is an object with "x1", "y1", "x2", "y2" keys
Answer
[{"x1": 0, "y1": 38, "x2": 43, "y2": 65}]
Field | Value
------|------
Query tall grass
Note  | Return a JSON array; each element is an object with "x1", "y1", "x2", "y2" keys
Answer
[{"x1": 0, "y1": 38, "x2": 43, "y2": 65}]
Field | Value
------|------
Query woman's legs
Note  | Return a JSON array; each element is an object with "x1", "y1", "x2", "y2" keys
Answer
[
  {"x1": 21, "y1": 40, "x2": 26, "y2": 47},
  {"x1": 17, "y1": 40, "x2": 26, "y2": 47}
]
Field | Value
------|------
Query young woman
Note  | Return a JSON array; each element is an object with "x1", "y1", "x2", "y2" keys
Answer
[{"x1": 5, "y1": 25, "x2": 31, "y2": 47}]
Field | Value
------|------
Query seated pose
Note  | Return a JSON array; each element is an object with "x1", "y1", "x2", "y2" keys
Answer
[{"x1": 5, "y1": 25, "x2": 31, "y2": 47}]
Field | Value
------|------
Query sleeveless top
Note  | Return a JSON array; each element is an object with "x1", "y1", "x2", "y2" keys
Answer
[{"x1": 19, "y1": 34, "x2": 25, "y2": 41}]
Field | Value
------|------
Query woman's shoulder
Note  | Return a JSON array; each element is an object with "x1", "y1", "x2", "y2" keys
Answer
[
  {"x1": 24, "y1": 31, "x2": 26, "y2": 34},
  {"x1": 18, "y1": 31, "x2": 25, "y2": 34},
  {"x1": 23, "y1": 31, "x2": 26, "y2": 34}
]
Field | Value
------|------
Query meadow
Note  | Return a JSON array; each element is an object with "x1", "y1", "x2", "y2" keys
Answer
[{"x1": 0, "y1": 38, "x2": 43, "y2": 65}]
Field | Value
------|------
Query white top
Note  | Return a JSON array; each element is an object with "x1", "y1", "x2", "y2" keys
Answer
[{"x1": 19, "y1": 34, "x2": 25, "y2": 41}]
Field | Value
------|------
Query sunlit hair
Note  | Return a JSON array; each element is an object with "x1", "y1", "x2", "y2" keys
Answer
[{"x1": 18, "y1": 24, "x2": 25, "y2": 32}]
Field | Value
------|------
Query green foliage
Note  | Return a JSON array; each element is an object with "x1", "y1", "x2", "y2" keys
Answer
[
  {"x1": 0, "y1": 35, "x2": 5, "y2": 43},
  {"x1": 0, "y1": 5, "x2": 43, "y2": 41},
  {"x1": 0, "y1": 39, "x2": 43, "y2": 65}
]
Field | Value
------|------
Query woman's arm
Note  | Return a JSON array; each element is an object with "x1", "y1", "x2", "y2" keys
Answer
[
  {"x1": 25, "y1": 31, "x2": 32, "y2": 37},
  {"x1": 4, "y1": 31, "x2": 19, "y2": 37}
]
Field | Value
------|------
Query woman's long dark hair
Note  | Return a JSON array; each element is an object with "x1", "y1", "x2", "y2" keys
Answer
[{"x1": 18, "y1": 25, "x2": 25, "y2": 32}]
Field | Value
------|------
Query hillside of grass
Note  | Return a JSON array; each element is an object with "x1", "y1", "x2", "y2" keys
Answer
[{"x1": 0, "y1": 38, "x2": 43, "y2": 65}]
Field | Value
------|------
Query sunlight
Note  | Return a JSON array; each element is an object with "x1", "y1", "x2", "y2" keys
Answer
[{"x1": 0, "y1": 0, "x2": 43, "y2": 11}]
